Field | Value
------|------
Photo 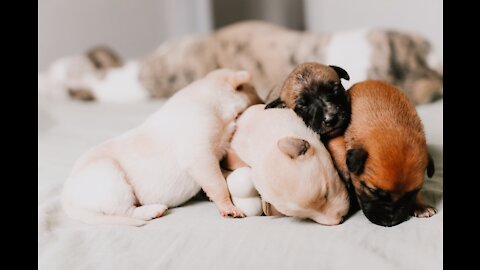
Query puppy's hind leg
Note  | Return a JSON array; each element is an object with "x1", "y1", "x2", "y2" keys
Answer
[
  {"x1": 63, "y1": 158, "x2": 166, "y2": 226},
  {"x1": 189, "y1": 157, "x2": 245, "y2": 218}
]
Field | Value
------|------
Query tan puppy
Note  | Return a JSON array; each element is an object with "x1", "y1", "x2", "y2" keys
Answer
[
  {"x1": 61, "y1": 69, "x2": 262, "y2": 226},
  {"x1": 224, "y1": 104, "x2": 350, "y2": 225},
  {"x1": 265, "y1": 62, "x2": 351, "y2": 141},
  {"x1": 327, "y1": 80, "x2": 436, "y2": 227}
]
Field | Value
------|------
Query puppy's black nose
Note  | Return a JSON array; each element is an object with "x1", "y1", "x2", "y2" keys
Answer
[{"x1": 324, "y1": 115, "x2": 337, "y2": 126}]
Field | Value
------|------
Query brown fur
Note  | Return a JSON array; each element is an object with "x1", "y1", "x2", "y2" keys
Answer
[
  {"x1": 68, "y1": 88, "x2": 95, "y2": 101},
  {"x1": 346, "y1": 80, "x2": 427, "y2": 193},
  {"x1": 271, "y1": 62, "x2": 341, "y2": 106},
  {"x1": 326, "y1": 136, "x2": 349, "y2": 182},
  {"x1": 327, "y1": 80, "x2": 435, "y2": 225},
  {"x1": 86, "y1": 45, "x2": 123, "y2": 71}
]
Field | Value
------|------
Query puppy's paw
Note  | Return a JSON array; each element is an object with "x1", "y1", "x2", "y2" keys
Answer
[
  {"x1": 413, "y1": 204, "x2": 437, "y2": 218},
  {"x1": 219, "y1": 205, "x2": 246, "y2": 218}
]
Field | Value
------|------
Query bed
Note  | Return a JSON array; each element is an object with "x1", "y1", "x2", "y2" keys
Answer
[{"x1": 38, "y1": 98, "x2": 443, "y2": 270}]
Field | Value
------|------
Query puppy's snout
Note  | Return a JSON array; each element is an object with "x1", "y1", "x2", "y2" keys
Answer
[{"x1": 324, "y1": 114, "x2": 337, "y2": 127}]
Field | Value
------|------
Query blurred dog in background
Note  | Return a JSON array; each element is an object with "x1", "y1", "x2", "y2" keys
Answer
[{"x1": 39, "y1": 20, "x2": 442, "y2": 105}]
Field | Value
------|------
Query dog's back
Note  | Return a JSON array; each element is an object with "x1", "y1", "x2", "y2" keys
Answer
[{"x1": 347, "y1": 80, "x2": 423, "y2": 134}]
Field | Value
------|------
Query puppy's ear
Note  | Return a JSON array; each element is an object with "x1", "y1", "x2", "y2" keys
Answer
[
  {"x1": 228, "y1": 70, "x2": 252, "y2": 89},
  {"x1": 86, "y1": 45, "x2": 123, "y2": 70},
  {"x1": 329, "y1": 65, "x2": 350, "y2": 81},
  {"x1": 427, "y1": 153, "x2": 435, "y2": 178},
  {"x1": 346, "y1": 148, "x2": 368, "y2": 175},
  {"x1": 265, "y1": 98, "x2": 286, "y2": 109},
  {"x1": 278, "y1": 137, "x2": 311, "y2": 159}
]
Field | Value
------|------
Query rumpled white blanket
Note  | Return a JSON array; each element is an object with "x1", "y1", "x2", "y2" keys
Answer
[{"x1": 38, "y1": 99, "x2": 443, "y2": 270}]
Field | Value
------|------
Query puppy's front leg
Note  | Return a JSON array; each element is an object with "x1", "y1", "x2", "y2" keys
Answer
[
  {"x1": 189, "y1": 158, "x2": 246, "y2": 218},
  {"x1": 412, "y1": 193, "x2": 437, "y2": 218}
]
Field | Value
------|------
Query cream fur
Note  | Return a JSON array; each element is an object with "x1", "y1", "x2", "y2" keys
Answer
[
  {"x1": 226, "y1": 167, "x2": 263, "y2": 217},
  {"x1": 230, "y1": 104, "x2": 350, "y2": 225},
  {"x1": 61, "y1": 69, "x2": 261, "y2": 226}
]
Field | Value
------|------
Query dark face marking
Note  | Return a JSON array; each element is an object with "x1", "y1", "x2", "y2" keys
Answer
[
  {"x1": 355, "y1": 179, "x2": 420, "y2": 227},
  {"x1": 293, "y1": 81, "x2": 351, "y2": 140}
]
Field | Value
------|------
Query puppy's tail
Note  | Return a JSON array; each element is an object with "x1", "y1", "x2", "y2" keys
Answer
[{"x1": 62, "y1": 202, "x2": 146, "y2": 227}]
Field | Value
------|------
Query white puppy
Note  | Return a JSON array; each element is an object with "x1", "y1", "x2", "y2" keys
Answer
[{"x1": 61, "y1": 69, "x2": 262, "y2": 226}]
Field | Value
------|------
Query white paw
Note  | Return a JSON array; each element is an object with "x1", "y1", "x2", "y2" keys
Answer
[{"x1": 413, "y1": 205, "x2": 437, "y2": 218}]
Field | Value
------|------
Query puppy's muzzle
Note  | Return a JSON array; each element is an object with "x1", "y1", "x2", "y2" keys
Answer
[
  {"x1": 324, "y1": 114, "x2": 338, "y2": 127},
  {"x1": 359, "y1": 199, "x2": 412, "y2": 227}
]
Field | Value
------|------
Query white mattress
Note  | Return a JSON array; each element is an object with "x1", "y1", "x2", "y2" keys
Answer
[{"x1": 38, "y1": 99, "x2": 443, "y2": 270}]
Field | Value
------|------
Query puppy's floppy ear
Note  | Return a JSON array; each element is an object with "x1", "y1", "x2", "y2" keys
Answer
[
  {"x1": 228, "y1": 70, "x2": 252, "y2": 90},
  {"x1": 265, "y1": 98, "x2": 286, "y2": 109},
  {"x1": 329, "y1": 65, "x2": 350, "y2": 81},
  {"x1": 86, "y1": 45, "x2": 123, "y2": 70},
  {"x1": 278, "y1": 137, "x2": 311, "y2": 159},
  {"x1": 346, "y1": 148, "x2": 368, "y2": 175},
  {"x1": 427, "y1": 153, "x2": 435, "y2": 178}
]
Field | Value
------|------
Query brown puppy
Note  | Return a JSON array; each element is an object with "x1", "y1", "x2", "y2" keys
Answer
[
  {"x1": 327, "y1": 80, "x2": 436, "y2": 227},
  {"x1": 265, "y1": 62, "x2": 350, "y2": 141}
]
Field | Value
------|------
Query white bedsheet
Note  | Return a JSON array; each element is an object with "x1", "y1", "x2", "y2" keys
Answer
[{"x1": 38, "y1": 99, "x2": 443, "y2": 270}]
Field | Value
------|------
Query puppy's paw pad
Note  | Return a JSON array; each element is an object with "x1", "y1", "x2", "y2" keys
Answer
[{"x1": 413, "y1": 205, "x2": 437, "y2": 218}]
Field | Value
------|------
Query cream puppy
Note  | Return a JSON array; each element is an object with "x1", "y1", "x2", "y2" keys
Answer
[
  {"x1": 61, "y1": 69, "x2": 262, "y2": 226},
  {"x1": 225, "y1": 104, "x2": 350, "y2": 225}
]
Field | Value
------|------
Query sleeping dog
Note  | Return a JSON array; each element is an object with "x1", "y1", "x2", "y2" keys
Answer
[
  {"x1": 223, "y1": 104, "x2": 350, "y2": 225},
  {"x1": 140, "y1": 21, "x2": 442, "y2": 105},
  {"x1": 264, "y1": 62, "x2": 351, "y2": 142},
  {"x1": 40, "y1": 21, "x2": 442, "y2": 105},
  {"x1": 327, "y1": 80, "x2": 436, "y2": 227}
]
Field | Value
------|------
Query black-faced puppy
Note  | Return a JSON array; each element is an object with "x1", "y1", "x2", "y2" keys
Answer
[
  {"x1": 327, "y1": 80, "x2": 437, "y2": 227},
  {"x1": 265, "y1": 62, "x2": 350, "y2": 141}
]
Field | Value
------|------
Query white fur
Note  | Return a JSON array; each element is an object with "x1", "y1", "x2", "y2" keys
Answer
[
  {"x1": 61, "y1": 69, "x2": 257, "y2": 226},
  {"x1": 91, "y1": 61, "x2": 150, "y2": 103},
  {"x1": 324, "y1": 29, "x2": 371, "y2": 89},
  {"x1": 226, "y1": 167, "x2": 263, "y2": 217},
  {"x1": 427, "y1": 48, "x2": 443, "y2": 75},
  {"x1": 38, "y1": 55, "x2": 95, "y2": 101}
]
